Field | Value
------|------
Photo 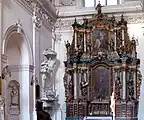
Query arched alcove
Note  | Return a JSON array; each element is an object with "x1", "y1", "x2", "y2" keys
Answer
[
  {"x1": 2, "y1": 25, "x2": 33, "y2": 66},
  {"x1": 2, "y1": 25, "x2": 33, "y2": 120},
  {"x1": 6, "y1": 33, "x2": 25, "y2": 65}
]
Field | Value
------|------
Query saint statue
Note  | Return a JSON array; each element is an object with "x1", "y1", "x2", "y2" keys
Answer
[
  {"x1": 95, "y1": 1, "x2": 104, "y2": 14},
  {"x1": 41, "y1": 48, "x2": 57, "y2": 98},
  {"x1": 11, "y1": 86, "x2": 19, "y2": 106}
]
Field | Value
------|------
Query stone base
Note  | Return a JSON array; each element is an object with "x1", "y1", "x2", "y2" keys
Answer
[
  {"x1": 9, "y1": 105, "x2": 20, "y2": 115},
  {"x1": 33, "y1": 111, "x2": 37, "y2": 120}
]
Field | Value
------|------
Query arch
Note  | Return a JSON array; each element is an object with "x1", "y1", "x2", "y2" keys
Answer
[{"x1": 2, "y1": 25, "x2": 33, "y2": 65}]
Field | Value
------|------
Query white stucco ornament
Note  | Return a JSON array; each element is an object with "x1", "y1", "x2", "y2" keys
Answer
[
  {"x1": 8, "y1": 80, "x2": 20, "y2": 115},
  {"x1": 61, "y1": 0, "x2": 75, "y2": 6},
  {"x1": 15, "y1": 19, "x2": 22, "y2": 34},
  {"x1": 0, "y1": 97, "x2": 4, "y2": 120}
]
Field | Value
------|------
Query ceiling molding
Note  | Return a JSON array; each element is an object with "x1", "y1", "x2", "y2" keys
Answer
[
  {"x1": 16, "y1": 0, "x2": 58, "y2": 30},
  {"x1": 58, "y1": 1, "x2": 143, "y2": 18}
]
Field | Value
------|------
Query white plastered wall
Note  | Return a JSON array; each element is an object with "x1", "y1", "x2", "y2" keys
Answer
[
  {"x1": 2, "y1": 27, "x2": 33, "y2": 120},
  {"x1": 1, "y1": 0, "x2": 53, "y2": 120},
  {"x1": 2, "y1": 0, "x2": 53, "y2": 82},
  {"x1": 127, "y1": 23, "x2": 144, "y2": 120}
]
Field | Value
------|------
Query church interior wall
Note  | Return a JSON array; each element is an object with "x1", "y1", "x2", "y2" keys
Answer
[
  {"x1": 1, "y1": 0, "x2": 144, "y2": 120},
  {"x1": 2, "y1": 0, "x2": 33, "y2": 47},
  {"x1": 1, "y1": 0, "x2": 54, "y2": 120},
  {"x1": 3, "y1": 30, "x2": 33, "y2": 120},
  {"x1": 2, "y1": 1, "x2": 34, "y2": 119}
]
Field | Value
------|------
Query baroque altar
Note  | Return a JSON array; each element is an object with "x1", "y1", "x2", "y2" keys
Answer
[{"x1": 63, "y1": 4, "x2": 141, "y2": 120}]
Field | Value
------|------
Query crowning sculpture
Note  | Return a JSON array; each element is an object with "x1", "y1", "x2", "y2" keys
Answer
[{"x1": 63, "y1": 2, "x2": 141, "y2": 120}]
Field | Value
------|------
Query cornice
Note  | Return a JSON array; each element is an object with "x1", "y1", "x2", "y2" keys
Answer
[
  {"x1": 16, "y1": 0, "x2": 57, "y2": 30},
  {"x1": 55, "y1": 12, "x2": 144, "y2": 30},
  {"x1": 8, "y1": 65, "x2": 34, "y2": 72},
  {"x1": 58, "y1": 1, "x2": 143, "y2": 18}
]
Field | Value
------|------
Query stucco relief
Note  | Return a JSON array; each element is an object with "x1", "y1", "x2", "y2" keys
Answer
[
  {"x1": 8, "y1": 80, "x2": 20, "y2": 115},
  {"x1": 0, "y1": 98, "x2": 5, "y2": 120},
  {"x1": 60, "y1": 0, "x2": 76, "y2": 6},
  {"x1": 17, "y1": 0, "x2": 56, "y2": 28},
  {"x1": 55, "y1": 19, "x2": 83, "y2": 29},
  {"x1": 15, "y1": 19, "x2": 22, "y2": 34},
  {"x1": 55, "y1": 15, "x2": 144, "y2": 29}
]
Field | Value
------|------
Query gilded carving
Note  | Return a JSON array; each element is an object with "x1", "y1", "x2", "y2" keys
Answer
[
  {"x1": 63, "y1": 2, "x2": 141, "y2": 119},
  {"x1": 137, "y1": 69, "x2": 142, "y2": 100}
]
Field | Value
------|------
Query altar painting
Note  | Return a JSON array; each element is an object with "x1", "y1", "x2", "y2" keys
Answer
[
  {"x1": 93, "y1": 29, "x2": 109, "y2": 50},
  {"x1": 92, "y1": 66, "x2": 109, "y2": 100}
]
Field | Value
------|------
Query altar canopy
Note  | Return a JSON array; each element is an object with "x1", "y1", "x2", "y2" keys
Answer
[{"x1": 63, "y1": 4, "x2": 141, "y2": 120}]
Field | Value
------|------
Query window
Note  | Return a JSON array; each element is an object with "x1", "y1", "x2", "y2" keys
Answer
[
  {"x1": 85, "y1": 0, "x2": 94, "y2": 7},
  {"x1": 107, "y1": 0, "x2": 117, "y2": 5},
  {"x1": 85, "y1": 0, "x2": 119, "y2": 7}
]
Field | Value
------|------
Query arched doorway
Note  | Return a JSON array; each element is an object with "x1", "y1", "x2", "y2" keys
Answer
[{"x1": 2, "y1": 26, "x2": 33, "y2": 120}]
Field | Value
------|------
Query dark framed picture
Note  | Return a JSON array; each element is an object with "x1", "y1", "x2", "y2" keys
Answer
[{"x1": 92, "y1": 66, "x2": 110, "y2": 101}]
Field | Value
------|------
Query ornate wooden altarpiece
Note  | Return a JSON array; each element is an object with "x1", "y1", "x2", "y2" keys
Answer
[{"x1": 63, "y1": 5, "x2": 141, "y2": 120}]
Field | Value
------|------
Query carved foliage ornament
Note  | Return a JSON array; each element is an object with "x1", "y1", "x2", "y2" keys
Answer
[
  {"x1": 55, "y1": 15, "x2": 144, "y2": 29},
  {"x1": 137, "y1": 69, "x2": 142, "y2": 100},
  {"x1": 18, "y1": 0, "x2": 56, "y2": 27},
  {"x1": 60, "y1": 0, "x2": 76, "y2": 6},
  {"x1": 63, "y1": 6, "x2": 141, "y2": 118}
]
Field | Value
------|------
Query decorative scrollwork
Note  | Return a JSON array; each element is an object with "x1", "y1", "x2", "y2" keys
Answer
[{"x1": 2, "y1": 66, "x2": 11, "y2": 79}]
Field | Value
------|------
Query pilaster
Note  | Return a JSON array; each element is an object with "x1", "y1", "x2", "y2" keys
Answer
[
  {"x1": 32, "y1": 4, "x2": 42, "y2": 120},
  {"x1": 0, "y1": 0, "x2": 3, "y2": 78}
]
